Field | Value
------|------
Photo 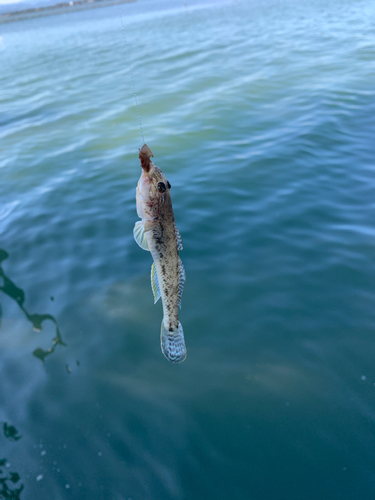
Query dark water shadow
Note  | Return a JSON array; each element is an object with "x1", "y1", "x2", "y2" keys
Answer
[
  {"x1": 0, "y1": 248, "x2": 65, "y2": 362},
  {"x1": 1, "y1": 424, "x2": 23, "y2": 499}
]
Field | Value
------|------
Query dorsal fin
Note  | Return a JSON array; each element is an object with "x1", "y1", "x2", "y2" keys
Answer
[
  {"x1": 175, "y1": 226, "x2": 183, "y2": 251},
  {"x1": 178, "y1": 257, "x2": 186, "y2": 308}
]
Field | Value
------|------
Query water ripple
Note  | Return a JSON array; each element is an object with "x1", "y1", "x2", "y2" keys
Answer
[{"x1": 1, "y1": 0, "x2": 375, "y2": 499}]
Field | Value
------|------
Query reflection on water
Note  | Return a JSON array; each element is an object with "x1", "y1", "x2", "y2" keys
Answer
[
  {"x1": 0, "y1": 424, "x2": 23, "y2": 500},
  {"x1": 0, "y1": 249, "x2": 65, "y2": 362},
  {"x1": 0, "y1": 462, "x2": 23, "y2": 500},
  {"x1": 1, "y1": 0, "x2": 375, "y2": 497},
  {"x1": 3, "y1": 424, "x2": 21, "y2": 443}
]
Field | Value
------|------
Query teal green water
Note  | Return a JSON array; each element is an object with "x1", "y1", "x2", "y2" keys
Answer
[{"x1": 1, "y1": 0, "x2": 375, "y2": 498}]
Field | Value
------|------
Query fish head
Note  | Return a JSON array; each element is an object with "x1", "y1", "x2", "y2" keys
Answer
[{"x1": 136, "y1": 144, "x2": 172, "y2": 223}]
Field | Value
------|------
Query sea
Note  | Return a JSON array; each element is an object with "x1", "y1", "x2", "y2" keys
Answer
[{"x1": 1, "y1": 0, "x2": 375, "y2": 498}]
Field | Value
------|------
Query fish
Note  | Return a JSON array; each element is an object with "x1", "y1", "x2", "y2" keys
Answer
[{"x1": 134, "y1": 144, "x2": 187, "y2": 363}]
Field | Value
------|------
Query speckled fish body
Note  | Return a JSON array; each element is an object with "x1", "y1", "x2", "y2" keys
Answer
[{"x1": 134, "y1": 144, "x2": 186, "y2": 363}]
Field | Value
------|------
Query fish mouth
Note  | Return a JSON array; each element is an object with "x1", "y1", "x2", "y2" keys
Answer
[{"x1": 139, "y1": 144, "x2": 154, "y2": 173}]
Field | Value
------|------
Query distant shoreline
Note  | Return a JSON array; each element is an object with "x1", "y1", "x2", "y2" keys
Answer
[{"x1": 0, "y1": 0, "x2": 135, "y2": 24}]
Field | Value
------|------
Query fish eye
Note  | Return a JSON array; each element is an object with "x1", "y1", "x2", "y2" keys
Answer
[
  {"x1": 158, "y1": 182, "x2": 166, "y2": 193},
  {"x1": 167, "y1": 181, "x2": 171, "y2": 189}
]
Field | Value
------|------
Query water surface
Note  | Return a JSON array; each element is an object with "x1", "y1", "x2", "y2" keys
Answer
[{"x1": 1, "y1": 0, "x2": 375, "y2": 498}]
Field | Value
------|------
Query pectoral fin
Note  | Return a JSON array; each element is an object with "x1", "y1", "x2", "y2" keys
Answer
[
  {"x1": 144, "y1": 220, "x2": 158, "y2": 232},
  {"x1": 151, "y1": 263, "x2": 161, "y2": 304},
  {"x1": 133, "y1": 221, "x2": 150, "y2": 251}
]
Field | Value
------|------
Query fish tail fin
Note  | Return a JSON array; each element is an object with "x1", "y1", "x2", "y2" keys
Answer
[{"x1": 160, "y1": 320, "x2": 187, "y2": 364}]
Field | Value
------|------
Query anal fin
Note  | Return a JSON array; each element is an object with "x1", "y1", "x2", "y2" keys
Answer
[{"x1": 151, "y1": 263, "x2": 161, "y2": 304}]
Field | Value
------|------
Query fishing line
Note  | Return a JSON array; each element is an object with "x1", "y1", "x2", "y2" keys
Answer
[{"x1": 119, "y1": 9, "x2": 145, "y2": 145}]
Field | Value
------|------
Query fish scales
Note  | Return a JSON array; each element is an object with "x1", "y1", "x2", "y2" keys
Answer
[
  {"x1": 149, "y1": 221, "x2": 179, "y2": 331},
  {"x1": 134, "y1": 144, "x2": 186, "y2": 363}
]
